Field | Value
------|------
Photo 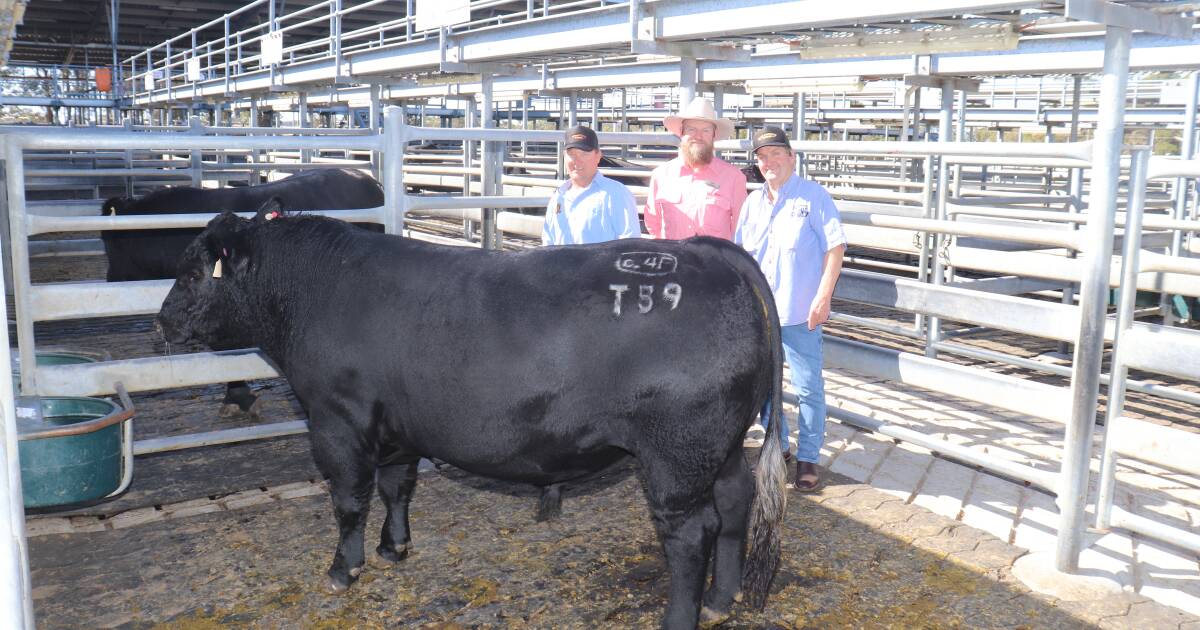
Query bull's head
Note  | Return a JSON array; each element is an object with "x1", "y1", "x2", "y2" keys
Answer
[
  {"x1": 101, "y1": 196, "x2": 131, "y2": 217},
  {"x1": 156, "y1": 198, "x2": 284, "y2": 348}
]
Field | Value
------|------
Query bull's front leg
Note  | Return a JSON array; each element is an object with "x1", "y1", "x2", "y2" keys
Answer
[
  {"x1": 311, "y1": 425, "x2": 376, "y2": 593},
  {"x1": 374, "y1": 452, "x2": 420, "y2": 564}
]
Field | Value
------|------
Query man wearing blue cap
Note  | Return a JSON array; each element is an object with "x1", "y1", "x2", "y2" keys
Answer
[
  {"x1": 734, "y1": 126, "x2": 846, "y2": 492},
  {"x1": 541, "y1": 125, "x2": 641, "y2": 245}
]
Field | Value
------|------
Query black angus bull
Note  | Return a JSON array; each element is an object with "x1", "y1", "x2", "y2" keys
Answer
[
  {"x1": 102, "y1": 168, "x2": 384, "y2": 416},
  {"x1": 156, "y1": 205, "x2": 788, "y2": 629}
]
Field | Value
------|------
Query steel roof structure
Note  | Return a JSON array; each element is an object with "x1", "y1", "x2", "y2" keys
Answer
[{"x1": 1, "y1": 1, "x2": 1198, "y2": 112}]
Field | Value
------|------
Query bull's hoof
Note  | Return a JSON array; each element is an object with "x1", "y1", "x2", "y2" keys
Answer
[
  {"x1": 219, "y1": 397, "x2": 264, "y2": 420},
  {"x1": 699, "y1": 606, "x2": 731, "y2": 628},
  {"x1": 373, "y1": 542, "x2": 411, "y2": 565},
  {"x1": 326, "y1": 566, "x2": 361, "y2": 593}
]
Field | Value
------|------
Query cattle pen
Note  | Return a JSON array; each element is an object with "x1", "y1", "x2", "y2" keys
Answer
[{"x1": 2, "y1": 1, "x2": 1200, "y2": 628}]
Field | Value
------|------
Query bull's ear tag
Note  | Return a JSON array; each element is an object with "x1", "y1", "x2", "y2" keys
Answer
[{"x1": 212, "y1": 259, "x2": 223, "y2": 278}]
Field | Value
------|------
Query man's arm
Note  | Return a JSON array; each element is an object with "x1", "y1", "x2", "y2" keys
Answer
[
  {"x1": 807, "y1": 243, "x2": 845, "y2": 330},
  {"x1": 541, "y1": 196, "x2": 557, "y2": 246},
  {"x1": 643, "y1": 171, "x2": 662, "y2": 239},
  {"x1": 728, "y1": 169, "x2": 748, "y2": 238}
]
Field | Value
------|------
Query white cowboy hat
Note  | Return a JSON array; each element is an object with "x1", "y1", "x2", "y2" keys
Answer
[{"x1": 664, "y1": 97, "x2": 736, "y2": 141}]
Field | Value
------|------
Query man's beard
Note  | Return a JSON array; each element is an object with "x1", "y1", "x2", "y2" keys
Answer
[{"x1": 680, "y1": 140, "x2": 714, "y2": 166}]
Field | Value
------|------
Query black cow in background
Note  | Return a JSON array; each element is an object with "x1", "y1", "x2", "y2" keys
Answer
[
  {"x1": 156, "y1": 204, "x2": 788, "y2": 629},
  {"x1": 102, "y1": 168, "x2": 384, "y2": 416}
]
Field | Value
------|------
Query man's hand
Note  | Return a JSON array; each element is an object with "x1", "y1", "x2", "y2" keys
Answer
[{"x1": 807, "y1": 296, "x2": 831, "y2": 330}]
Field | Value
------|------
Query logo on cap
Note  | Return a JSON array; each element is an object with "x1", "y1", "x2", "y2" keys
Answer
[
  {"x1": 572, "y1": 134, "x2": 586, "y2": 141},
  {"x1": 757, "y1": 132, "x2": 774, "y2": 141}
]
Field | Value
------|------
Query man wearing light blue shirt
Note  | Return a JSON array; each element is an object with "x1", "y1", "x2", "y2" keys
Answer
[
  {"x1": 734, "y1": 126, "x2": 846, "y2": 492},
  {"x1": 541, "y1": 125, "x2": 641, "y2": 245}
]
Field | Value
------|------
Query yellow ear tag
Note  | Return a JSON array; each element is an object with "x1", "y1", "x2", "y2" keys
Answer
[{"x1": 212, "y1": 259, "x2": 223, "y2": 278}]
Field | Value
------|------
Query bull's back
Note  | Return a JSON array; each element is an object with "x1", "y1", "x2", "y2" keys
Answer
[{"x1": 103, "y1": 169, "x2": 383, "y2": 281}]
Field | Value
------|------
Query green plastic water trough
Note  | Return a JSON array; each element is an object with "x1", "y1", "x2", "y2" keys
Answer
[
  {"x1": 12, "y1": 350, "x2": 132, "y2": 509},
  {"x1": 17, "y1": 396, "x2": 131, "y2": 508}
]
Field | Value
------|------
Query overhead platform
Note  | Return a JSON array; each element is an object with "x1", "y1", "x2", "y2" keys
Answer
[{"x1": 118, "y1": 1, "x2": 1200, "y2": 106}]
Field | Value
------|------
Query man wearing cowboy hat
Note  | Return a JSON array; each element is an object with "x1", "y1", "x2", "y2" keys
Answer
[
  {"x1": 644, "y1": 97, "x2": 747, "y2": 240},
  {"x1": 542, "y1": 125, "x2": 641, "y2": 245},
  {"x1": 734, "y1": 126, "x2": 846, "y2": 492}
]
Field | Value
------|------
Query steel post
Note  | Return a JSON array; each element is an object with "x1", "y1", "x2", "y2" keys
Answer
[
  {"x1": 369, "y1": 83, "x2": 382, "y2": 176},
  {"x1": 679, "y1": 56, "x2": 696, "y2": 106},
  {"x1": 796, "y1": 91, "x2": 806, "y2": 177},
  {"x1": 189, "y1": 115, "x2": 203, "y2": 187},
  {"x1": 1095, "y1": 148, "x2": 1150, "y2": 530},
  {"x1": 0, "y1": 195, "x2": 32, "y2": 628},
  {"x1": 299, "y1": 92, "x2": 310, "y2": 163},
  {"x1": 925, "y1": 83, "x2": 956, "y2": 358},
  {"x1": 382, "y1": 106, "x2": 406, "y2": 235},
  {"x1": 481, "y1": 75, "x2": 499, "y2": 250},
  {"x1": 464, "y1": 98, "x2": 478, "y2": 240},
  {"x1": 1059, "y1": 75, "x2": 1085, "y2": 354},
  {"x1": 1057, "y1": 26, "x2": 1132, "y2": 574}
]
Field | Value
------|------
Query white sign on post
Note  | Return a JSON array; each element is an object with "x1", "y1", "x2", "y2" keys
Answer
[
  {"x1": 144, "y1": 72, "x2": 154, "y2": 91},
  {"x1": 415, "y1": 0, "x2": 470, "y2": 33},
  {"x1": 261, "y1": 31, "x2": 284, "y2": 66},
  {"x1": 186, "y1": 57, "x2": 202, "y2": 82}
]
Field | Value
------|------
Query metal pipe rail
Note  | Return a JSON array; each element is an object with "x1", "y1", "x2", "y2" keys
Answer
[
  {"x1": 27, "y1": 208, "x2": 383, "y2": 237},
  {"x1": 841, "y1": 211, "x2": 1083, "y2": 251}
]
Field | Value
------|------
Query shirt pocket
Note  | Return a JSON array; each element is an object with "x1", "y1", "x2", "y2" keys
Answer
[
  {"x1": 699, "y1": 185, "x2": 732, "y2": 231},
  {"x1": 655, "y1": 183, "x2": 683, "y2": 209},
  {"x1": 774, "y1": 212, "x2": 807, "y2": 252}
]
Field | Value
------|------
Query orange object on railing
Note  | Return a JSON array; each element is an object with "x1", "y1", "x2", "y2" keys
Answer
[{"x1": 95, "y1": 67, "x2": 112, "y2": 92}]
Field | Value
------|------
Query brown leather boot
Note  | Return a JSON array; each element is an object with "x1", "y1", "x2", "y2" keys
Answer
[{"x1": 794, "y1": 461, "x2": 823, "y2": 492}]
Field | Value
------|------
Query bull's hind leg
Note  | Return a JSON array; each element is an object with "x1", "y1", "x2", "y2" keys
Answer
[
  {"x1": 643, "y1": 464, "x2": 720, "y2": 630},
  {"x1": 310, "y1": 426, "x2": 376, "y2": 593},
  {"x1": 700, "y1": 447, "x2": 753, "y2": 626},
  {"x1": 374, "y1": 450, "x2": 420, "y2": 565}
]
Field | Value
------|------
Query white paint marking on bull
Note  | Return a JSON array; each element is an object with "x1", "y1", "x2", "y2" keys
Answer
[
  {"x1": 610, "y1": 283, "x2": 684, "y2": 316},
  {"x1": 663, "y1": 283, "x2": 682, "y2": 310},
  {"x1": 638, "y1": 285, "x2": 654, "y2": 314},
  {"x1": 609, "y1": 284, "x2": 629, "y2": 316},
  {"x1": 615, "y1": 252, "x2": 678, "y2": 276}
]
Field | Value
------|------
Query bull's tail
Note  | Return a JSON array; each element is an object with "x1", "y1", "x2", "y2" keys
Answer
[{"x1": 741, "y1": 267, "x2": 787, "y2": 609}]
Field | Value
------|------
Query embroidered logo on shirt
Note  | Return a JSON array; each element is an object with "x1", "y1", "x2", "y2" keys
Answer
[{"x1": 791, "y1": 200, "x2": 810, "y2": 218}]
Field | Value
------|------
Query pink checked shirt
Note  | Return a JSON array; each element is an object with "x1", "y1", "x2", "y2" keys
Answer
[{"x1": 644, "y1": 156, "x2": 748, "y2": 240}]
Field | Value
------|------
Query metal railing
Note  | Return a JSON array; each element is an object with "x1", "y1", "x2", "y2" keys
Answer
[
  {"x1": 2, "y1": 106, "x2": 1198, "y2": 628},
  {"x1": 1093, "y1": 151, "x2": 1200, "y2": 556}
]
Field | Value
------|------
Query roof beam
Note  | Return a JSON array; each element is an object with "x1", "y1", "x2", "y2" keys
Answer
[{"x1": 1064, "y1": 0, "x2": 1195, "y2": 38}]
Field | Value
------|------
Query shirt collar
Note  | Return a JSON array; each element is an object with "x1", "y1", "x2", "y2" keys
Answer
[
  {"x1": 763, "y1": 173, "x2": 799, "y2": 205},
  {"x1": 559, "y1": 171, "x2": 605, "y2": 195},
  {"x1": 675, "y1": 156, "x2": 722, "y2": 178}
]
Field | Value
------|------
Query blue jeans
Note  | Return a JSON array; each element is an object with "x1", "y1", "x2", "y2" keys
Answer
[{"x1": 760, "y1": 324, "x2": 826, "y2": 464}]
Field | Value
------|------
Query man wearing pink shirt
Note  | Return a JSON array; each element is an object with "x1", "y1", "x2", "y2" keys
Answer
[{"x1": 645, "y1": 97, "x2": 748, "y2": 240}]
